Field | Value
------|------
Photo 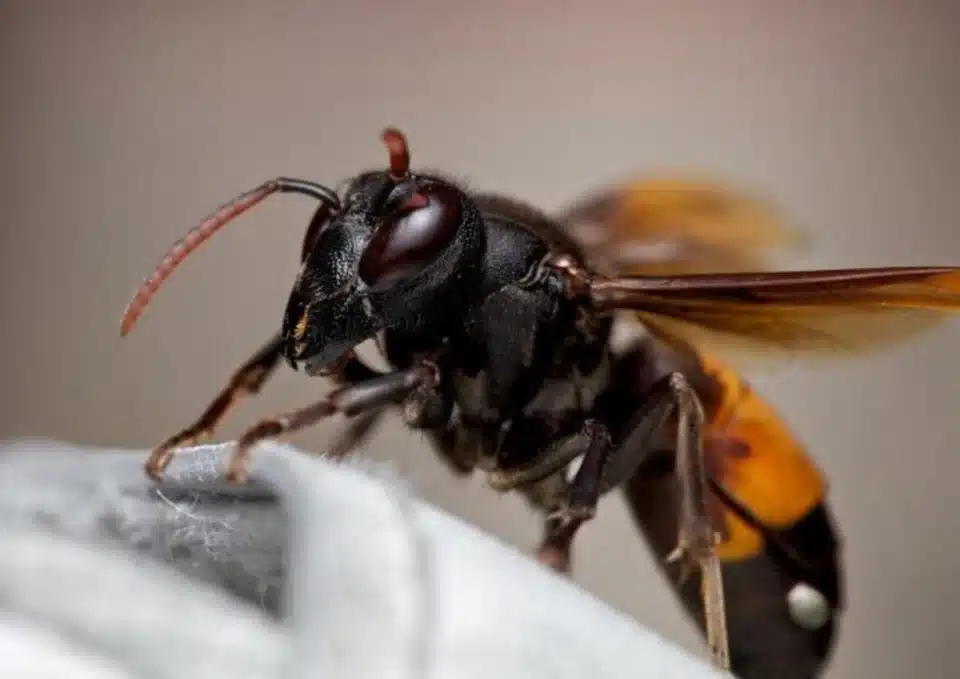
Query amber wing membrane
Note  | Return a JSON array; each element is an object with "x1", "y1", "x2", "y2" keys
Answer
[
  {"x1": 555, "y1": 176, "x2": 813, "y2": 367},
  {"x1": 556, "y1": 175, "x2": 806, "y2": 276},
  {"x1": 590, "y1": 267, "x2": 960, "y2": 359},
  {"x1": 557, "y1": 177, "x2": 960, "y2": 362}
]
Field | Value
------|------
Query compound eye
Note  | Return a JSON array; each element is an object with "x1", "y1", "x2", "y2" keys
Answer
[
  {"x1": 358, "y1": 183, "x2": 461, "y2": 287},
  {"x1": 299, "y1": 200, "x2": 337, "y2": 263}
]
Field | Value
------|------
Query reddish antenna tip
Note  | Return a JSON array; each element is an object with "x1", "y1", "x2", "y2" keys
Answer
[
  {"x1": 116, "y1": 181, "x2": 281, "y2": 338},
  {"x1": 119, "y1": 287, "x2": 148, "y2": 337},
  {"x1": 120, "y1": 302, "x2": 139, "y2": 336},
  {"x1": 381, "y1": 127, "x2": 410, "y2": 180}
]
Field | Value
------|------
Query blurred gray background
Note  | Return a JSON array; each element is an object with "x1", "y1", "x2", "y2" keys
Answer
[{"x1": 2, "y1": 1, "x2": 958, "y2": 677}]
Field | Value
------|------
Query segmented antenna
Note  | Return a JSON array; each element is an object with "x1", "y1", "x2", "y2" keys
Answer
[
  {"x1": 119, "y1": 177, "x2": 339, "y2": 337},
  {"x1": 381, "y1": 127, "x2": 411, "y2": 180}
]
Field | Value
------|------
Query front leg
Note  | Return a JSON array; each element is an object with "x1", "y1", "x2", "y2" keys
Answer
[
  {"x1": 321, "y1": 352, "x2": 390, "y2": 459},
  {"x1": 224, "y1": 361, "x2": 440, "y2": 483},
  {"x1": 326, "y1": 352, "x2": 455, "y2": 460},
  {"x1": 145, "y1": 333, "x2": 286, "y2": 480}
]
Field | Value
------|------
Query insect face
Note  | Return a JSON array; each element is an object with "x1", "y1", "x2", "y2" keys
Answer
[
  {"x1": 282, "y1": 131, "x2": 487, "y2": 375},
  {"x1": 115, "y1": 127, "x2": 489, "y2": 375}
]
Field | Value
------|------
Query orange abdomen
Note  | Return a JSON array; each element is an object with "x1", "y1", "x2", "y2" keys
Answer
[
  {"x1": 620, "y1": 346, "x2": 845, "y2": 679},
  {"x1": 698, "y1": 353, "x2": 828, "y2": 562}
]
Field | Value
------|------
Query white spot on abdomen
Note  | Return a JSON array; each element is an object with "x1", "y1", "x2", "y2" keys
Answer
[{"x1": 787, "y1": 582, "x2": 831, "y2": 630}]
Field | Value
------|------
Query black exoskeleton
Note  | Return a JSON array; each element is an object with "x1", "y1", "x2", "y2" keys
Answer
[
  {"x1": 120, "y1": 129, "x2": 722, "y2": 633},
  {"x1": 119, "y1": 128, "x2": 732, "y2": 669},
  {"x1": 127, "y1": 127, "x2": 960, "y2": 678}
]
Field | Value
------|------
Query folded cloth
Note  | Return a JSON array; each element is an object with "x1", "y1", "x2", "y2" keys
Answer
[{"x1": 0, "y1": 438, "x2": 724, "y2": 679}]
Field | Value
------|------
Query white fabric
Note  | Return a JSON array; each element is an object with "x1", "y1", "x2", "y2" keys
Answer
[{"x1": 0, "y1": 438, "x2": 725, "y2": 679}]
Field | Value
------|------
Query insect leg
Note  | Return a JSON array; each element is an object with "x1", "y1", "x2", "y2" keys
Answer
[
  {"x1": 486, "y1": 420, "x2": 599, "y2": 492},
  {"x1": 326, "y1": 352, "x2": 456, "y2": 459},
  {"x1": 533, "y1": 419, "x2": 613, "y2": 573},
  {"x1": 325, "y1": 411, "x2": 386, "y2": 459},
  {"x1": 326, "y1": 385, "x2": 457, "y2": 462},
  {"x1": 323, "y1": 353, "x2": 390, "y2": 459},
  {"x1": 529, "y1": 371, "x2": 686, "y2": 575},
  {"x1": 669, "y1": 374, "x2": 730, "y2": 673},
  {"x1": 593, "y1": 372, "x2": 730, "y2": 672},
  {"x1": 144, "y1": 333, "x2": 286, "y2": 480},
  {"x1": 224, "y1": 361, "x2": 440, "y2": 483}
]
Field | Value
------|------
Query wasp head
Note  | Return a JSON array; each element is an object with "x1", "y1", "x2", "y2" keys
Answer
[
  {"x1": 119, "y1": 128, "x2": 487, "y2": 376},
  {"x1": 281, "y1": 128, "x2": 486, "y2": 375}
]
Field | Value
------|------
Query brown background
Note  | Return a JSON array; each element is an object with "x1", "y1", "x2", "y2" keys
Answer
[{"x1": 2, "y1": 1, "x2": 958, "y2": 677}]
